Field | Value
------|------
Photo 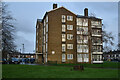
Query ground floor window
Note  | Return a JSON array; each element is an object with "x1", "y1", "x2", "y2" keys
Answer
[
  {"x1": 77, "y1": 54, "x2": 89, "y2": 62},
  {"x1": 67, "y1": 54, "x2": 73, "y2": 60},
  {"x1": 62, "y1": 54, "x2": 66, "y2": 62},
  {"x1": 92, "y1": 55, "x2": 102, "y2": 61}
]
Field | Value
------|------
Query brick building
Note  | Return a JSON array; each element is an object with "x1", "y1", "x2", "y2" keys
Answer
[{"x1": 36, "y1": 4, "x2": 103, "y2": 64}]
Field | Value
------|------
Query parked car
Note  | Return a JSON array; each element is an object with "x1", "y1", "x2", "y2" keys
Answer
[
  {"x1": 25, "y1": 58, "x2": 30, "y2": 63},
  {"x1": 30, "y1": 58, "x2": 35, "y2": 63},
  {"x1": 2, "y1": 58, "x2": 7, "y2": 64},
  {"x1": 9, "y1": 58, "x2": 20, "y2": 64}
]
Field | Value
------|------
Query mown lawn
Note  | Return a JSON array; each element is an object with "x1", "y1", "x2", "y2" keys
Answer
[
  {"x1": 51, "y1": 61, "x2": 120, "y2": 68},
  {"x1": 2, "y1": 64, "x2": 118, "y2": 78}
]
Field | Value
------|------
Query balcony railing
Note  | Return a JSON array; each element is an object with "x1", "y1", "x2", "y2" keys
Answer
[
  {"x1": 92, "y1": 43, "x2": 102, "y2": 45},
  {"x1": 91, "y1": 24, "x2": 102, "y2": 28},
  {"x1": 92, "y1": 34, "x2": 101, "y2": 37},
  {"x1": 92, "y1": 52, "x2": 103, "y2": 54}
]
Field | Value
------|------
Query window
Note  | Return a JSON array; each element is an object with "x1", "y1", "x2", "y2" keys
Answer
[
  {"x1": 46, "y1": 34, "x2": 48, "y2": 42},
  {"x1": 46, "y1": 24, "x2": 48, "y2": 32},
  {"x1": 67, "y1": 16, "x2": 73, "y2": 21},
  {"x1": 77, "y1": 35, "x2": 88, "y2": 43},
  {"x1": 77, "y1": 18, "x2": 82, "y2": 26},
  {"x1": 83, "y1": 36, "x2": 88, "y2": 43},
  {"x1": 67, "y1": 44, "x2": 73, "y2": 49},
  {"x1": 67, "y1": 25, "x2": 73, "y2": 30},
  {"x1": 92, "y1": 55, "x2": 102, "y2": 61},
  {"x1": 44, "y1": 36, "x2": 45, "y2": 43},
  {"x1": 77, "y1": 27, "x2": 88, "y2": 35},
  {"x1": 62, "y1": 15, "x2": 66, "y2": 22},
  {"x1": 62, "y1": 34, "x2": 66, "y2": 42},
  {"x1": 77, "y1": 35, "x2": 83, "y2": 43},
  {"x1": 62, "y1": 54, "x2": 66, "y2": 62},
  {"x1": 62, "y1": 44, "x2": 66, "y2": 52},
  {"x1": 83, "y1": 27, "x2": 88, "y2": 34},
  {"x1": 67, "y1": 54, "x2": 73, "y2": 59},
  {"x1": 46, "y1": 43, "x2": 47, "y2": 52},
  {"x1": 67, "y1": 34, "x2": 73, "y2": 40},
  {"x1": 92, "y1": 46, "x2": 102, "y2": 52},
  {"x1": 83, "y1": 19, "x2": 88, "y2": 26},
  {"x1": 77, "y1": 45, "x2": 82, "y2": 52},
  {"x1": 62, "y1": 25, "x2": 66, "y2": 32},
  {"x1": 43, "y1": 45, "x2": 45, "y2": 53},
  {"x1": 77, "y1": 54, "x2": 82, "y2": 62},
  {"x1": 83, "y1": 45, "x2": 89, "y2": 53},
  {"x1": 46, "y1": 15, "x2": 48, "y2": 22},
  {"x1": 37, "y1": 32, "x2": 38, "y2": 36},
  {"x1": 77, "y1": 45, "x2": 88, "y2": 53},
  {"x1": 83, "y1": 54, "x2": 89, "y2": 62},
  {"x1": 44, "y1": 20, "x2": 46, "y2": 26},
  {"x1": 77, "y1": 27, "x2": 81, "y2": 34},
  {"x1": 44, "y1": 27, "x2": 45, "y2": 35},
  {"x1": 91, "y1": 21, "x2": 100, "y2": 25}
]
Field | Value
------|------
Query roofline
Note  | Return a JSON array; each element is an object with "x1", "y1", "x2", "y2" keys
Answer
[
  {"x1": 76, "y1": 15, "x2": 102, "y2": 20},
  {"x1": 42, "y1": 6, "x2": 76, "y2": 22},
  {"x1": 47, "y1": 6, "x2": 76, "y2": 15}
]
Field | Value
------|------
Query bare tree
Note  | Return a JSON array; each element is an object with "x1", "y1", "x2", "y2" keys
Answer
[
  {"x1": 2, "y1": 3, "x2": 16, "y2": 59},
  {"x1": 89, "y1": 12, "x2": 96, "y2": 17},
  {"x1": 102, "y1": 24, "x2": 114, "y2": 52},
  {"x1": 117, "y1": 33, "x2": 120, "y2": 50},
  {"x1": 89, "y1": 13, "x2": 114, "y2": 52}
]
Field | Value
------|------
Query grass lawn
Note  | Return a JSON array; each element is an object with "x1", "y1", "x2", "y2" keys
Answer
[
  {"x1": 2, "y1": 64, "x2": 119, "y2": 78},
  {"x1": 51, "y1": 61, "x2": 120, "y2": 68}
]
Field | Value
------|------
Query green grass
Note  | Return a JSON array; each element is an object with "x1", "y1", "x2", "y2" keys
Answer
[
  {"x1": 50, "y1": 61, "x2": 120, "y2": 68},
  {"x1": 2, "y1": 64, "x2": 119, "y2": 78}
]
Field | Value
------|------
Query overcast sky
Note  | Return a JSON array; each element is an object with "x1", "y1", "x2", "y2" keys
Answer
[{"x1": 6, "y1": 2, "x2": 118, "y2": 53}]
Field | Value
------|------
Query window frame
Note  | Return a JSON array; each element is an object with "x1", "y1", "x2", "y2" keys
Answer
[
  {"x1": 67, "y1": 15, "x2": 73, "y2": 21},
  {"x1": 62, "y1": 44, "x2": 66, "y2": 52},
  {"x1": 67, "y1": 25, "x2": 73, "y2": 30},
  {"x1": 62, "y1": 15, "x2": 66, "y2": 22},
  {"x1": 67, "y1": 54, "x2": 73, "y2": 59},
  {"x1": 67, "y1": 44, "x2": 73, "y2": 49}
]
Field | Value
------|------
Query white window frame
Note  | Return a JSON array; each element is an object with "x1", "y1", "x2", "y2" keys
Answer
[
  {"x1": 77, "y1": 45, "x2": 82, "y2": 53},
  {"x1": 62, "y1": 44, "x2": 66, "y2": 52},
  {"x1": 67, "y1": 34, "x2": 73, "y2": 40},
  {"x1": 46, "y1": 34, "x2": 48, "y2": 42},
  {"x1": 62, "y1": 15, "x2": 66, "y2": 22},
  {"x1": 44, "y1": 35, "x2": 45, "y2": 43},
  {"x1": 46, "y1": 24, "x2": 48, "y2": 32},
  {"x1": 46, "y1": 15, "x2": 48, "y2": 23},
  {"x1": 67, "y1": 25, "x2": 73, "y2": 30},
  {"x1": 46, "y1": 43, "x2": 47, "y2": 52},
  {"x1": 83, "y1": 19, "x2": 88, "y2": 26},
  {"x1": 67, "y1": 54, "x2": 73, "y2": 59},
  {"x1": 77, "y1": 18, "x2": 82, "y2": 26},
  {"x1": 62, "y1": 34, "x2": 66, "y2": 42},
  {"x1": 62, "y1": 25, "x2": 66, "y2": 32},
  {"x1": 62, "y1": 54, "x2": 66, "y2": 62},
  {"x1": 44, "y1": 19, "x2": 46, "y2": 26},
  {"x1": 44, "y1": 27, "x2": 45, "y2": 35},
  {"x1": 67, "y1": 44, "x2": 73, "y2": 49},
  {"x1": 67, "y1": 16, "x2": 73, "y2": 21}
]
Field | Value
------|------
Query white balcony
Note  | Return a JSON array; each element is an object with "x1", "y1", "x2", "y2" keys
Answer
[
  {"x1": 93, "y1": 43, "x2": 102, "y2": 45},
  {"x1": 93, "y1": 61, "x2": 103, "y2": 63},
  {"x1": 92, "y1": 34, "x2": 101, "y2": 37},
  {"x1": 91, "y1": 25, "x2": 102, "y2": 28},
  {"x1": 92, "y1": 52, "x2": 103, "y2": 54}
]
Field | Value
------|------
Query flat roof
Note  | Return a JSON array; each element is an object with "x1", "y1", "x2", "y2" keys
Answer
[{"x1": 77, "y1": 15, "x2": 102, "y2": 20}]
